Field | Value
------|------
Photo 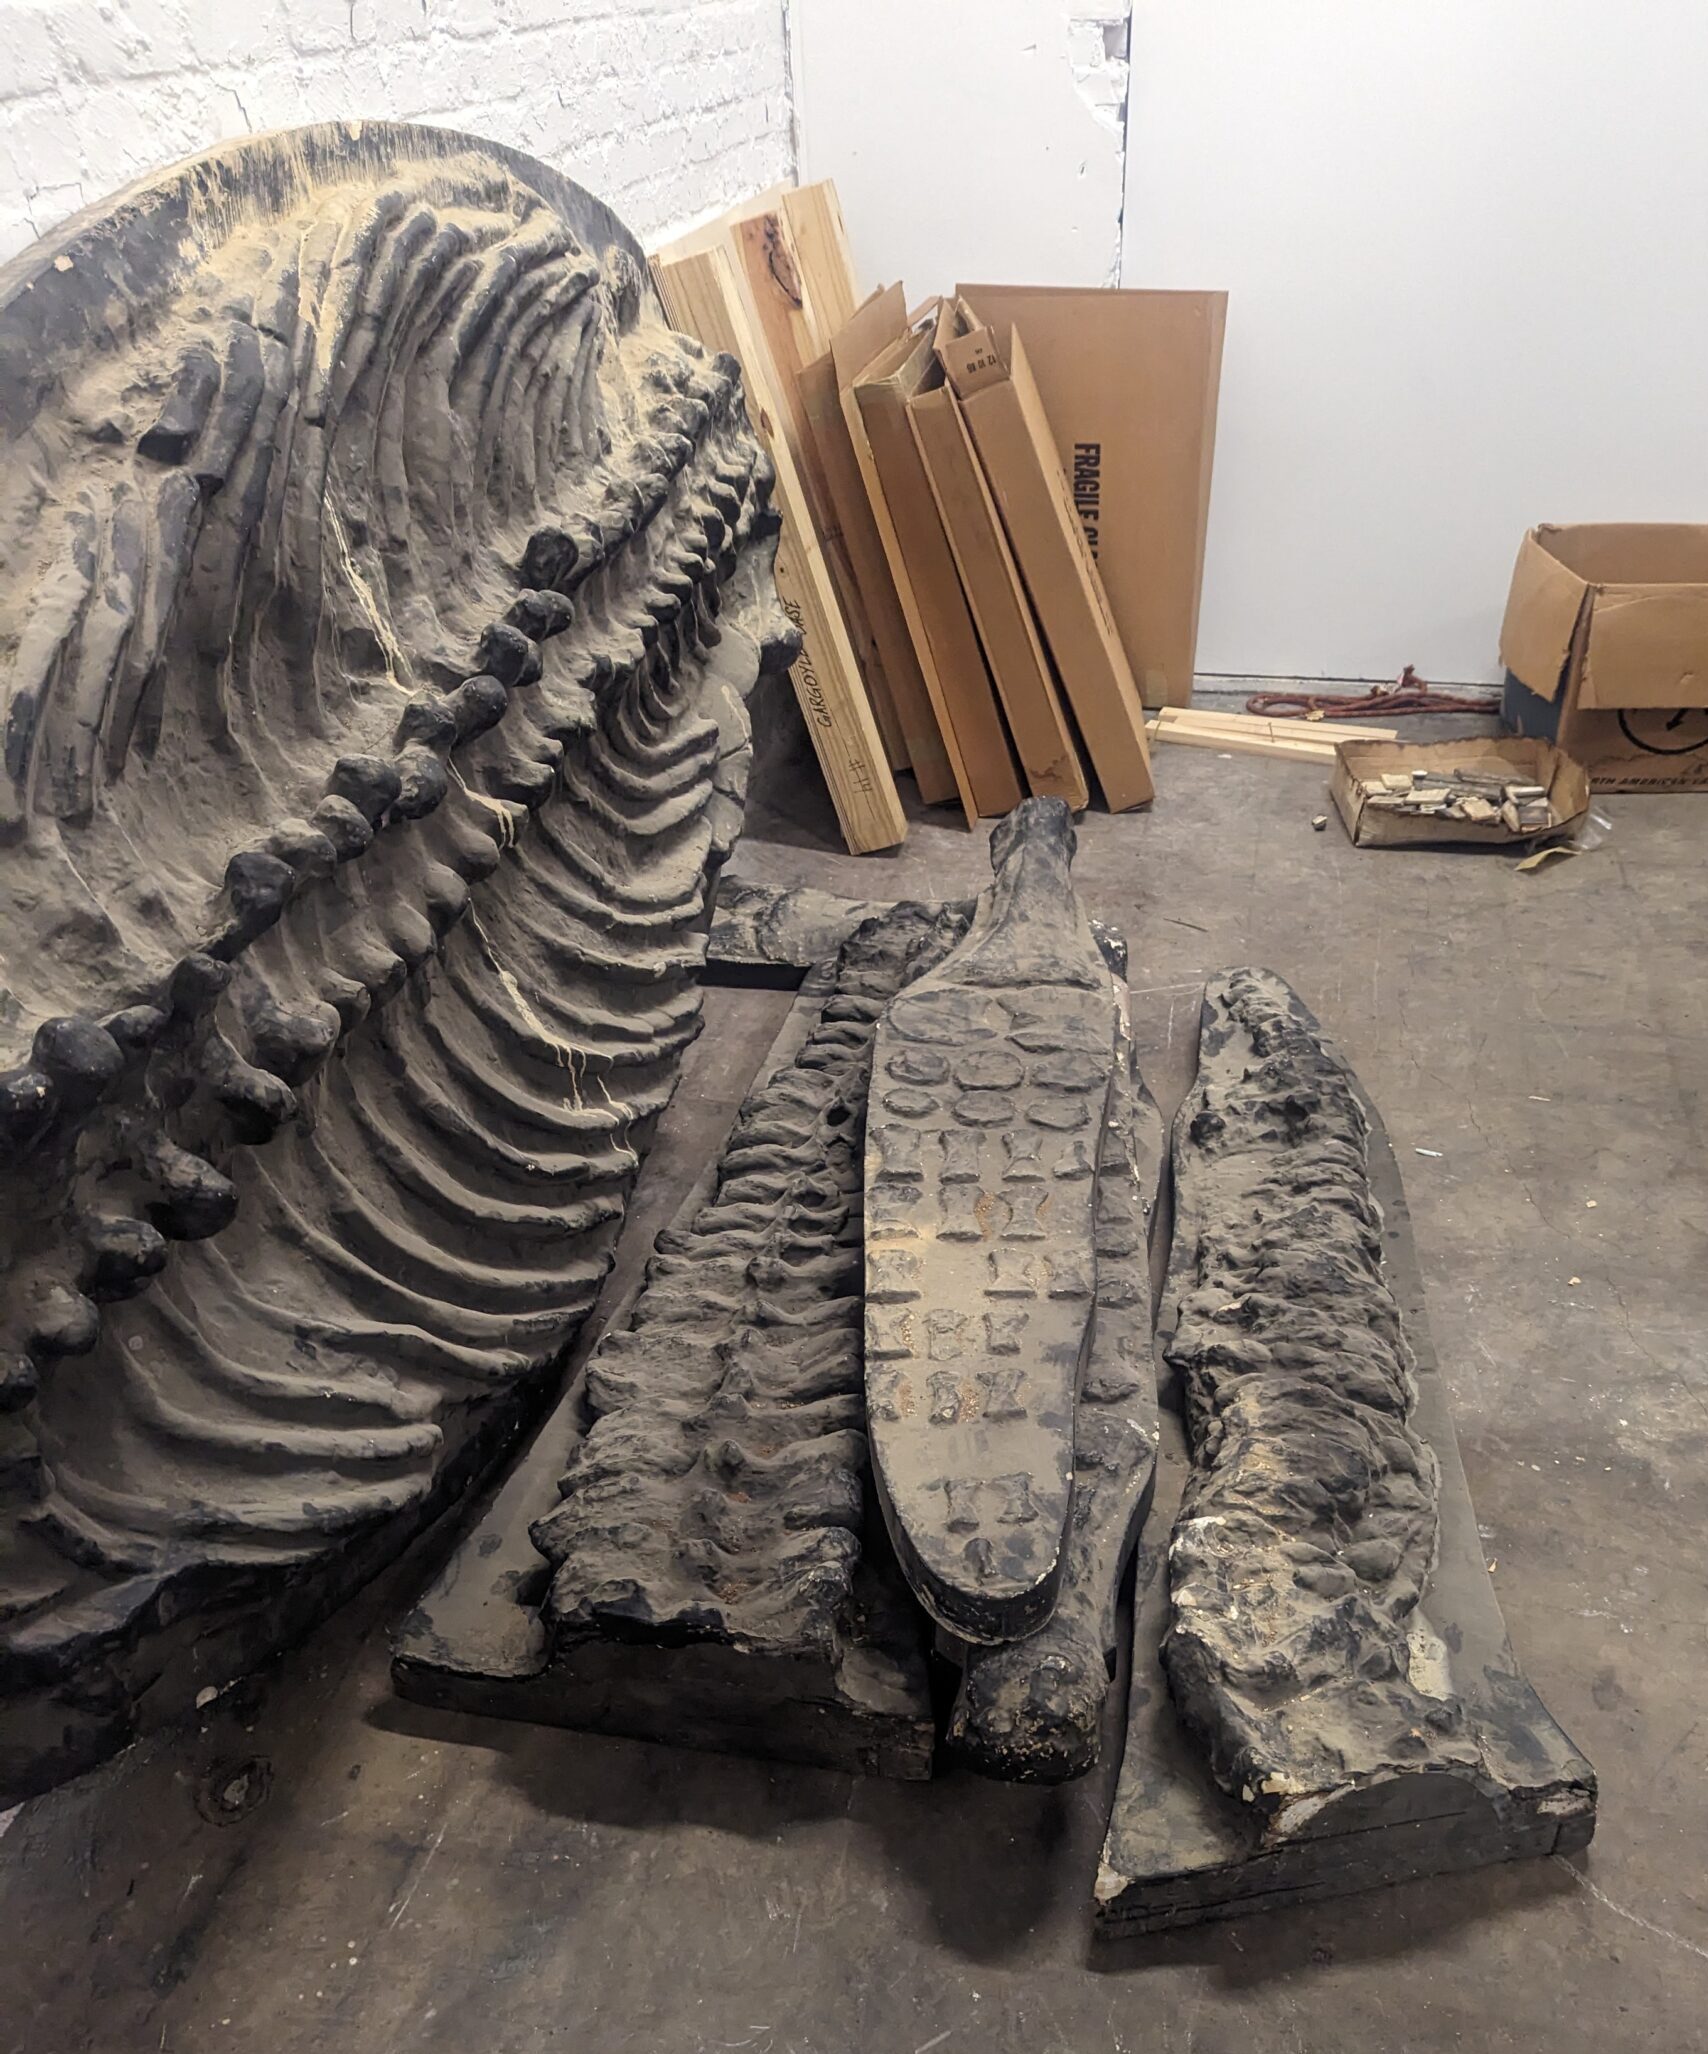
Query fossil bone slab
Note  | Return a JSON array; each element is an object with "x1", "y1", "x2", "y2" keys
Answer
[
  {"x1": 396, "y1": 900, "x2": 968, "y2": 1775},
  {"x1": 0, "y1": 122, "x2": 790, "y2": 1802},
  {"x1": 863, "y1": 797, "x2": 1116, "y2": 1644},
  {"x1": 1095, "y1": 969, "x2": 1596, "y2": 1932}
]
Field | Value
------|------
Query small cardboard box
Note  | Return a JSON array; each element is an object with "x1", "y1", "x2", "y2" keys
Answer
[
  {"x1": 938, "y1": 314, "x2": 1155, "y2": 811},
  {"x1": 1332, "y1": 737, "x2": 1590, "y2": 848},
  {"x1": 1500, "y1": 524, "x2": 1708, "y2": 792},
  {"x1": 957, "y1": 284, "x2": 1226, "y2": 709}
]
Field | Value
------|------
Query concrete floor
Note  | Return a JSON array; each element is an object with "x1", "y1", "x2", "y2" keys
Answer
[{"x1": 5, "y1": 722, "x2": 1707, "y2": 2052}]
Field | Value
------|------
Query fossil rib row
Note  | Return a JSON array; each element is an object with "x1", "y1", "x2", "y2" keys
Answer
[
  {"x1": 532, "y1": 902, "x2": 967, "y2": 1668},
  {"x1": 0, "y1": 125, "x2": 788, "y2": 1792}
]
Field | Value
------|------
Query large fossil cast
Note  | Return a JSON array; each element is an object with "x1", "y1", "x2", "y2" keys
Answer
[
  {"x1": 1096, "y1": 969, "x2": 1596, "y2": 1932},
  {"x1": 396, "y1": 810, "x2": 1158, "y2": 1784},
  {"x1": 0, "y1": 122, "x2": 791, "y2": 1801}
]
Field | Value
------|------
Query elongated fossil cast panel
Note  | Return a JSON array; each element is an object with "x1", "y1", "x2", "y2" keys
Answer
[
  {"x1": 398, "y1": 901, "x2": 968, "y2": 1776},
  {"x1": 1096, "y1": 969, "x2": 1595, "y2": 1932},
  {"x1": 0, "y1": 123, "x2": 791, "y2": 1801},
  {"x1": 1163, "y1": 967, "x2": 1452, "y2": 1817},
  {"x1": 864, "y1": 798, "x2": 1116, "y2": 1644},
  {"x1": 705, "y1": 873, "x2": 1128, "y2": 989}
]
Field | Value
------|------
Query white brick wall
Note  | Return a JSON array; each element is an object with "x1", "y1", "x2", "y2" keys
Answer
[{"x1": 0, "y1": 0, "x2": 796, "y2": 267}]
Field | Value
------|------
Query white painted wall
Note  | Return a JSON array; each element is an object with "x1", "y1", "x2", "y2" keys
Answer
[
  {"x1": 1123, "y1": 0, "x2": 1708, "y2": 683},
  {"x1": 0, "y1": 0, "x2": 794, "y2": 269},
  {"x1": 791, "y1": 0, "x2": 1132, "y2": 300}
]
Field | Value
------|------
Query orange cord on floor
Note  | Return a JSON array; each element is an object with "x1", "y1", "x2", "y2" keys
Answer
[{"x1": 1245, "y1": 665, "x2": 1494, "y2": 721}]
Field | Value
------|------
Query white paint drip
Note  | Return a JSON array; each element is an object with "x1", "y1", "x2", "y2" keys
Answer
[
  {"x1": 466, "y1": 906, "x2": 585, "y2": 1098},
  {"x1": 324, "y1": 500, "x2": 407, "y2": 689},
  {"x1": 448, "y1": 762, "x2": 523, "y2": 847}
]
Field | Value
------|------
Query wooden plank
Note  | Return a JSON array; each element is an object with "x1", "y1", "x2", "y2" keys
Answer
[
  {"x1": 658, "y1": 198, "x2": 902, "y2": 775},
  {"x1": 908, "y1": 379, "x2": 1088, "y2": 810},
  {"x1": 729, "y1": 209, "x2": 821, "y2": 471},
  {"x1": 651, "y1": 245, "x2": 906, "y2": 855},
  {"x1": 725, "y1": 206, "x2": 901, "y2": 774},
  {"x1": 852, "y1": 330, "x2": 1020, "y2": 824},
  {"x1": 833, "y1": 299, "x2": 956, "y2": 804},
  {"x1": 1156, "y1": 706, "x2": 1399, "y2": 745},
  {"x1": 1146, "y1": 721, "x2": 1339, "y2": 763},
  {"x1": 781, "y1": 181, "x2": 861, "y2": 350},
  {"x1": 649, "y1": 183, "x2": 792, "y2": 266}
]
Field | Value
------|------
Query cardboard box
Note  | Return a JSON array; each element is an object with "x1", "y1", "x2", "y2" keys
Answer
[
  {"x1": 939, "y1": 312, "x2": 1154, "y2": 811},
  {"x1": 958, "y1": 284, "x2": 1225, "y2": 709},
  {"x1": 907, "y1": 364, "x2": 1089, "y2": 811},
  {"x1": 850, "y1": 326, "x2": 1022, "y2": 822},
  {"x1": 1500, "y1": 524, "x2": 1708, "y2": 792},
  {"x1": 1331, "y1": 737, "x2": 1590, "y2": 848}
]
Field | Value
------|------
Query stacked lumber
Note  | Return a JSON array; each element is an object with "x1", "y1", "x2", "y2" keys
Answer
[
  {"x1": 650, "y1": 182, "x2": 1166, "y2": 841},
  {"x1": 652, "y1": 191, "x2": 905, "y2": 855},
  {"x1": 1146, "y1": 705, "x2": 1400, "y2": 762}
]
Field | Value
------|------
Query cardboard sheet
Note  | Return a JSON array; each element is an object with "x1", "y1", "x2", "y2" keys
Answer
[
  {"x1": 940, "y1": 314, "x2": 1154, "y2": 811},
  {"x1": 850, "y1": 327, "x2": 1020, "y2": 821},
  {"x1": 958, "y1": 284, "x2": 1225, "y2": 709}
]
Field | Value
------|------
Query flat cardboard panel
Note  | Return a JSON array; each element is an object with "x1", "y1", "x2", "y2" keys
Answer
[
  {"x1": 796, "y1": 349, "x2": 906, "y2": 767},
  {"x1": 1536, "y1": 522, "x2": 1708, "y2": 585},
  {"x1": 908, "y1": 380, "x2": 1088, "y2": 809},
  {"x1": 834, "y1": 301, "x2": 957, "y2": 803},
  {"x1": 1497, "y1": 530, "x2": 1588, "y2": 703},
  {"x1": 852, "y1": 332, "x2": 1020, "y2": 821},
  {"x1": 958, "y1": 283, "x2": 1226, "y2": 708},
  {"x1": 1331, "y1": 738, "x2": 1589, "y2": 848},
  {"x1": 1580, "y1": 584, "x2": 1708, "y2": 707},
  {"x1": 942, "y1": 321, "x2": 1154, "y2": 811}
]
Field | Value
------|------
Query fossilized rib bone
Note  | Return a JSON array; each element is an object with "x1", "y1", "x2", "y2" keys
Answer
[
  {"x1": 0, "y1": 123, "x2": 789, "y2": 1799},
  {"x1": 1162, "y1": 968, "x2": 1465, "y2": 1832},
  {"x1": 863, "y1": 796, "x2": 1116, "y2": 1643},
  {"x1": 532, "y1": 902, "x2": 965, "y2": 1666}
]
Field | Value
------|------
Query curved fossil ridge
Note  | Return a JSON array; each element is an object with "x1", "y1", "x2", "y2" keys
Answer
[
  {"x1": 532, "y1": 902, "x2": 967, "y2": 1659},
  {"x1": 0, "y1": 126, "x2": 789, "y2": 1733},
  {"x1": 1162, "y1": 968, "x2": 1473, "y2": 1836}
]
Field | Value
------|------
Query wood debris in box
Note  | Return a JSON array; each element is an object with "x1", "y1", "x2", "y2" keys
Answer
[
  {"x1": 1331, "y1": 737, "x2": 1591, "y2": 848},
  {"x1": 1359, "y1": 766, "x2": 1559, "y2": 831}
]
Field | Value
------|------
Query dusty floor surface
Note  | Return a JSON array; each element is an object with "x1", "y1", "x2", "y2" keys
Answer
[{"x1": 4, "y1": 715, "x2": 1706, "y2": 2052}]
